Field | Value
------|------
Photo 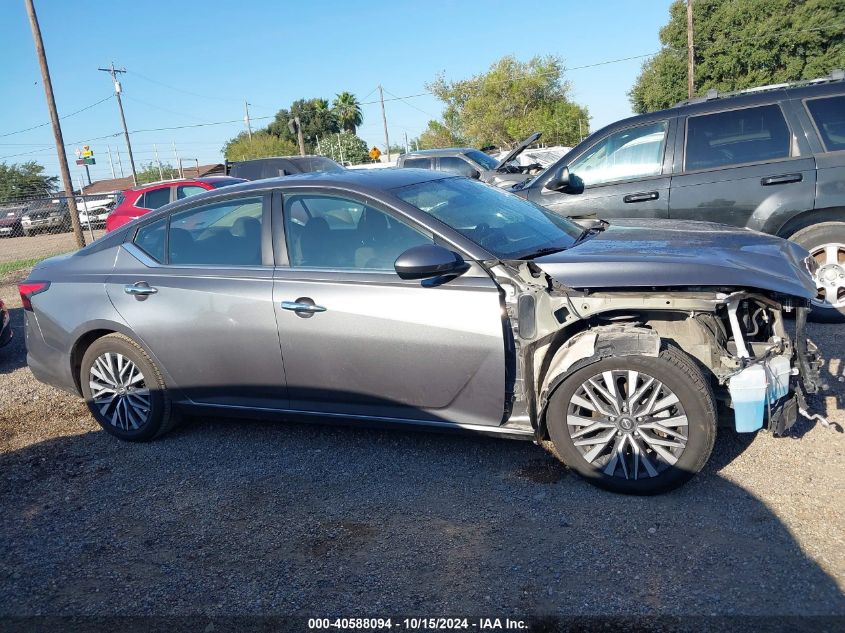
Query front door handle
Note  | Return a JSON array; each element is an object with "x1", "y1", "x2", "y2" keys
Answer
[
  {"x1": 761, "y1": 173, "x2": 802, "y2": 186},
  {"x1": 623, "y1": 191, "x2": 659, "y2": 203},
  {"x1": 282, "y1": 298, "x2": 326, "y2": 318},
  {"x1": 124, "y1": 282, "x2": 158, "y2": 300}
]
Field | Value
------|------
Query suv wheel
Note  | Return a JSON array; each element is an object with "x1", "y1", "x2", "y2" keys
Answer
[
  {"x1": 789, "y1": 222, "x2": 845, "y2": 323},
  {"x1": 80, "y1": 333, "x2": 178, "y2": 441},
  {"x1": 546, "y1": 346, "x2": 716, "y2": 495}
]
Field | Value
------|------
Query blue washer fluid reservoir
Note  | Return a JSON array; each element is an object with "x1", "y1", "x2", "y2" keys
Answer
[{"x1": 729, "y1": 364, "x2": 767, "y2": 433}]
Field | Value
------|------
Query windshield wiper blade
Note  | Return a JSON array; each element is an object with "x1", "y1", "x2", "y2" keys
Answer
[{"x1": 518, "y1": 246, "x2": 568, "y2": 260}]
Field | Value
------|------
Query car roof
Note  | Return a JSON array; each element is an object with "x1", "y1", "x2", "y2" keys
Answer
[
  {"x1": 403, "y1": 148, "x2": 477, "y2": 156},
  {"x1": 125, "y1": 176, "x2": 241, "y2": 193},
  {"x1": 203, "y1": 167, "x2": 453, "y2": 196}
]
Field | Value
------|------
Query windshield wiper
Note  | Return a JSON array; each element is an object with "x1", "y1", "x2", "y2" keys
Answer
[
  {"x1": 573, "y1": 219, "x2": 609, "y2": 244},
  {"x1": 518, "y1": 245, "x2": 569, "y2": 260}
]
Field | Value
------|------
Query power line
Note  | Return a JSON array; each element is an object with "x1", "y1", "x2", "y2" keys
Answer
[{"x1": 0, "y1": 94, "x2": 113, "y2": 139}]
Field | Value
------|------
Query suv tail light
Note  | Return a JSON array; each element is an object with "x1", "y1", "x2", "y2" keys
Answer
[{"x1": 18, "y1": 281, "x2": 50, "y2": 311}]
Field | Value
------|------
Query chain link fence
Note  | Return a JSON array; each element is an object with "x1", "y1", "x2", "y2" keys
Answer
[{"x1": 0, "y1": 192, "x2": 116, "y2": 276}]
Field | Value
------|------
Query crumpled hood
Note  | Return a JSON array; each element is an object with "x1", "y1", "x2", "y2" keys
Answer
[{"x1": 533, "y1": 219, "x2": 817, "y2": 299}]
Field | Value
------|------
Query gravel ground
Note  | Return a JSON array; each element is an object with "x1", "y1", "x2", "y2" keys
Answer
[
  {"x1": 0, "y1": 271, "x2": 843, "y2": 621},
  {"x1": 0, "y1": 228, "x2": 105, "y2": 265}
]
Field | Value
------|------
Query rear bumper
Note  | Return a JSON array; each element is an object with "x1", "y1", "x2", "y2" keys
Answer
[{"x1": 24, "y1": 311, "x2": 78, "y2": 394}]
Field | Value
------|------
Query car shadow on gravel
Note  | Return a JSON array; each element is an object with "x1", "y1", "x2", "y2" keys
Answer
[
  {"x1": 0, "y1": 308, "x2": 26, "y2": 374},
  {"x1": 1, "y1": 413, "x2": 843, "y2": 620}
]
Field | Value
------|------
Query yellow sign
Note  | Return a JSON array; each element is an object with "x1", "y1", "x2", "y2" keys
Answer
[
  {"x1": 369, "y1": 146, "x2": 381, "y2": 161},
  {"x1": 82, "y1": 145, "x2": 93, "y2": 158}
]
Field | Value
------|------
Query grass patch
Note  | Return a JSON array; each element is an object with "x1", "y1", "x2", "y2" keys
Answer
[{"x1": 0, "y1": 257, "x2": 47, "y2": 277}]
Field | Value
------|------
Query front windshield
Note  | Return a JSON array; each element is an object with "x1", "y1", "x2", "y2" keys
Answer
[
  {"x1": 393, "y1": 177, "x2": 582, "y2": 259},
  {"x1": 464, "y1": 149, "x2": 500, "y2": 171}
]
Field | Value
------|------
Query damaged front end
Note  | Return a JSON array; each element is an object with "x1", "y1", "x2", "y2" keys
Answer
[{"x1": 491, "y1": 260, "x2": 827, "y2": 439}]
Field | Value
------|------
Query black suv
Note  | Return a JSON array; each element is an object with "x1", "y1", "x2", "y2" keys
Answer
[{"x1": 512, "y1": 71, "x2": 845, "y2": 322}]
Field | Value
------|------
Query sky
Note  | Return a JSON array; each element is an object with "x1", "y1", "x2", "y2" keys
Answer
[{"x1": 0, "y1": 0, "x2": 673, "y2": 183}]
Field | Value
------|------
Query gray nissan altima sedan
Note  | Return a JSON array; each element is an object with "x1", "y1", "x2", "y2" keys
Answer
[{"x1": 21, "y1": 169, "x2": 826, "y2": 494}]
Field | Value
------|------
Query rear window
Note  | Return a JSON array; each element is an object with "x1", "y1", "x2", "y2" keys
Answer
[
  {"x1": 806, "y1": 95, "x2": 845, "y2": 152},
  {"x1": 685, "y1": 104, "x2": 790, "y2": 171},
  {"x1": 403, "y1": 157, "x2": 432, "y2": 169}
]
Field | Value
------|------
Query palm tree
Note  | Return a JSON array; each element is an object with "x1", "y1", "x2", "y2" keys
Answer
[{"x1": 332, "y1": 92, "x2": 363, "y2": 134}]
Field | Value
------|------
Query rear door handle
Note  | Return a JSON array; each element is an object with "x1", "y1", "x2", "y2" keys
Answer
[
  {"x1": 761, "y1": 173, "x2": 802, "y2": 186},
  {"x1": 124, "y1": 282, "x2": 157, "y2": 300},
  {"x1": 282, "y1": 298, "x2": 326, "y2": 318},
  {"x1": 623, "y1": 191, "x2": 659, "y2": 203}
]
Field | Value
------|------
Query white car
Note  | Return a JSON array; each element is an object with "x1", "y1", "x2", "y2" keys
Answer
[{"x1": 77, "y1": 198, "x2": 115, "y2": 228}]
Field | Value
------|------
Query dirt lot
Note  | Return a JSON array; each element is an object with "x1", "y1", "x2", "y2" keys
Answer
[
  {"x1": 0, "y1": 269, "x2": 843, "y2": 623},
  {"x1": 0, "y1": 228, "x2": 105, "y2": 266}
]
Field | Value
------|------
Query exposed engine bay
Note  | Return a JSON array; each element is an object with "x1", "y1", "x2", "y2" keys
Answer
[{"x1": 491, "y1": 260, "x2": 827, "y2": 438}]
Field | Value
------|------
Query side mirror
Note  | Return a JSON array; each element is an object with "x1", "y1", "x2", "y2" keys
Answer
[
  {"x1": 394, "y1": 244, "x2": 468, "y2": 281},
  {"x1": 544, "y1": 165, "x2": 571, "y2": 192}
]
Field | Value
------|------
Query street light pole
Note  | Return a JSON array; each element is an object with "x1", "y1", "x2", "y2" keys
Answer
[
  {"x1": 23, "y1": 0, "x2": 85, "y2": 248},
  {"x1": 98, "y1": 62, "x2": 137, "y2": 185}
]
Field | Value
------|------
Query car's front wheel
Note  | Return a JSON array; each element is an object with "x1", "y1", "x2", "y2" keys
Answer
[
  {"x1": 789, "y1": 222, "x2": 845, "y2": 323},
  {"x1": 545, "y1": 346, "x2": 716, "y2": 495},
  {"x1": 80, "y1": 333, "x2": 178, "y2": 441}
]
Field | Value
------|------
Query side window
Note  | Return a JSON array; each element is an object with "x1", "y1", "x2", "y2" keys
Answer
[
  {"x1": 133, "y1": 216, "x2": 167, "y2": 263},
  {"x1": 177, "y1": 185, "x2": 208, "y2": 199},
  {"x1": 568, "y1": 121, "x2": 668, "y2": 186},
  {"x1": 403, "y1": 158, "x2": 432, "y2": 169},
  {"x1": 685, "y1": 104, "x2": 790, "y2": 171},
  {"x1": 806, "y1": 95, "x2": 845, "y2": 152},
  {"x1": 135, "y1": 193, "x2": 145, "y2": 208},
  {"x1": 439, "y1": 157, "x2": 477, "y2": 178},
  {"x1": 283, "y1": 194, "x2": 433, "y2": 271},
  {"x1": 143, "y1": 186, "x2": 172, "y2": 209},
  {"x1": 168, "y1": 196, "x2": 263, "y2": 266}
]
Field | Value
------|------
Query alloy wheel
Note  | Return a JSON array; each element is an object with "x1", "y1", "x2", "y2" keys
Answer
[
  {"x1": 809, "y1": 242, "x2": 845, "y2": 310},
  {"x1": 88, "y1": 352, "x2": 151, "y2": 431},
  {"x1": 566, "y1": 370, "x2": 688, "y2": 480}
]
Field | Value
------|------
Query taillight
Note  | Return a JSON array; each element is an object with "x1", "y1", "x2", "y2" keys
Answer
[{"x1": 17, "y1": 281, "x2": 50, "y2": 311}]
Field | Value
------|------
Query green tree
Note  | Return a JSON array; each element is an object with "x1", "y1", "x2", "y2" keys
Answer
[
  {"x1": 136, "y1": 161, "x2": 178, "y2": 184},
  {"x1": 415, "y1": 120, "x2": 465, "y2": 149},
  {"x1": 317, "y1": 132, "x2": 370, "y2": 165},
  {"x1": 0, "y1": 161, "x2": 57, "y2": 202},
  {"x1": 332, "y1": 92, "x2": 364, "y2": 134},
  {"x1": 427, "y1": 55, "x2": 589, "y2": 148},
  {"x1": 630, "y1": 0, "x2": 845, "y2": 113},
  {"x1": 267, "y1": 98, "x2": 340, "y2": 151},
  {"x1": 222, "y1": 131, "x2": 299, "y2": 162}
]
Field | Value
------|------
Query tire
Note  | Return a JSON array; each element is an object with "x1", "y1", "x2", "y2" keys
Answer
[
  {"x1": 789, "y1": 222, "x2": 845, "y2": 323},
  {"x1": 80, "y1": 333, "x2": 178, "y2": 441},
  {"x1": 545, "y1": 346, "x2": 716, "y2": 495}
]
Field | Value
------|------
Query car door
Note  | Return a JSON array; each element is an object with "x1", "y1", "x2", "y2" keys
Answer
[
  {"x1": 271, "y1": 189, "x2": 506, "y2": 427},
  {"x1": 668, "y1": 103, "x2": 816, "y2": 230},
  {"x1": 105, "y1": 192, "x2": 289, "y2": 409},
  {"x1": 528, "y1": 119, "x2": 673, "y2": 220}
]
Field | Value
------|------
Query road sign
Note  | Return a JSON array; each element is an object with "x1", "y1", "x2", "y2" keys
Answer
[
  {"x1": 76, "y1": 157, "x2": 95, "y2": 166},
  {"x1": 369, "y1": 146, "x2": 381, "y2": 161}
]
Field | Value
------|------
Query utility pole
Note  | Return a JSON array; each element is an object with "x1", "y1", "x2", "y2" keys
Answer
[
  {"x1": 295, "y1": 117, "x2": 305, "y2": 156},
  {"x1": 378, "y1": 85, "x2": 391, "y2": 162},
  {"x1": 244, "y1": 100, "x2": 252, "y2": 139},
  {"x1": 153, "y1": 143, "x2": 163, "y2": 180},
  {"x1": 404, "y1": 131, "x2": 409, "y2": 155},
  {"x1": 172, "y1": 141, "x2": 181, "y2": 178},
  {"x1": 687, "y1": 0, "x2": 695, "y2": 99},
  {"x1": 24, "y1": 0, "x2": 85, "y2": 248},
  {"x1": 115, "y1": 148, "x2": 124, "y2": 178},
  {"x1": 98, "y1": 62, "x2": 137, "y2": 185},
  {"x1": 106, "y1": 145, "x2": 116, "y2": 179}
]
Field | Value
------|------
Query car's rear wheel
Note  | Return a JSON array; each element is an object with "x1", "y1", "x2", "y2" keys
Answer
[
  {"x1": 789, "y1": 222, "x2": 845, "y2": 323},
  {"x1": 80, "y1": 333, "x2": 178, "y2": 441},
  {"x1": 545, "y1": 346, "x2": 716, "y2": 495}
]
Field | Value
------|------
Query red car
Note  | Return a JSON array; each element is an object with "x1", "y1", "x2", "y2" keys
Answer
[{"x1": 105, "y1": 176, "x2": 246, "y2": 233}]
